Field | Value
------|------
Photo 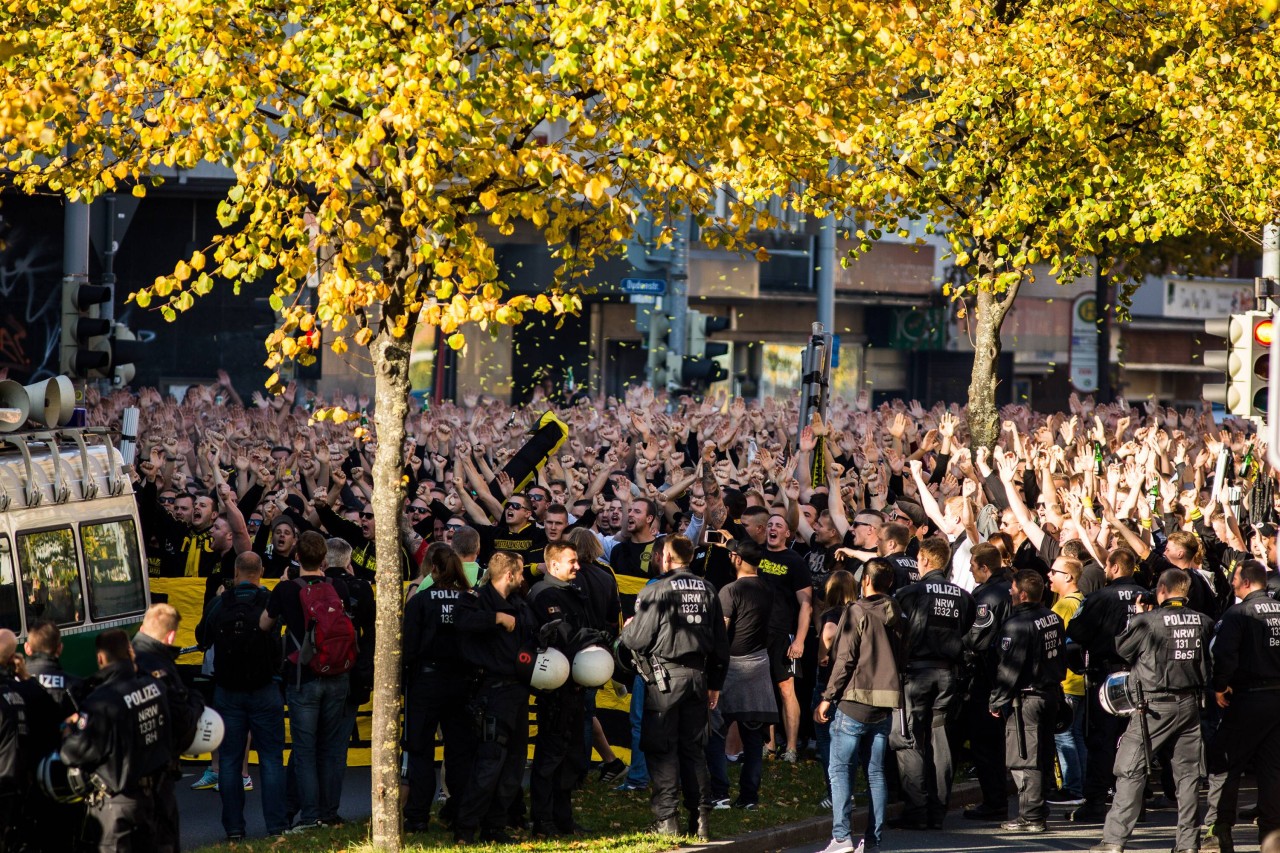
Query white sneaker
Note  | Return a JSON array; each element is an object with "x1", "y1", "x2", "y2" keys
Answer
[
  {"x1": 820, "y1": 839, "x2": 854, "y2": 853},
  {"x1": 711, "y1": 798, "x2": 731, "y2": 810}
]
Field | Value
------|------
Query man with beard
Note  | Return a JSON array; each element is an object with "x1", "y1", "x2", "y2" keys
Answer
[{"x1": 606, "y1": 499, "x2": 664, "y2": 619}]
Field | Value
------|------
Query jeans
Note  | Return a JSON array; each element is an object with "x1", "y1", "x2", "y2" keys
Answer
[
  {"x1": 829, "y1": 709, "x2": 889, "y2": 846},
  {"x1": 1054, "y1": 693, "x2": 1086, "y2": 798},
  {"x1": 625, "y1": 675, "x2": 649, "y2": 786},
  {"x1": 216, "y1": 683, "x2": 288, "y2": 836},
  {"x1": 286, "y1": 674, "x2": 350, "y2": 824}
]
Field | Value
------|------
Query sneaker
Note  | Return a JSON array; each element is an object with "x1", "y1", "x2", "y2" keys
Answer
[
  {"x1": 819, "y1": 795, "x2": 833, "y2": 809},
  {"x1": 780, "y1": 749, "x2": 798, "y2": 764},
  {"x1": 1046, "y1": 790, "x2": 1086, "y2": 806},
  {"x1": 598, "y1": 758, "x2": 627, "y2": 785},
  {"x1": 999, "y1": 817, "x2": 1047, "y2": 833},
  {"x1": 853, "y1": 842, "x2": 879, "y2": 853},
  {"x1": 731, "y1": 800, "x2": 759, "y2": 811},
  {"x1": 614, "y1": 781, "x2": 647, "y2": 792},
  {"x1": 284, "y1": 821, "x2": 322, "y2": 835},
  {"x1": 819, "y1": 839, "x2": 854, "y2": 853},
  {"x1": 711, "y1": 798, "x2": 732, "y2": 810},
  {"x1": 726, "y1": 751, "x2": 743, "y2": 763},
  {"x1": 242, "y1": 775, "x2": 254, "y2": 792},
  {"x1": 190, "y1": 769, "x2": 219, "y2": 790}
]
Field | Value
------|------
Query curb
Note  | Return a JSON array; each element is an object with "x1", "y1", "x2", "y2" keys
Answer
[{"x1": 681, "y1": 780, "x2": 984, "y2": 853}]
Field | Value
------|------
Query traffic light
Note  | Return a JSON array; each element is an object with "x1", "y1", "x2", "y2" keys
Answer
[
  {"x1": 60, "y1": 281, "x2": 112, "y2": 377},
  {"x1": 681, "y1": 310, "x2": 730, "y2": 388},
  {"x1": 1203, "y1": 310, "x2": 1271, "y2": 419},
  {"x1": 109, "y1": 323, "x2": 145, "y2": 386},
  {"x1": 645, "y1": 308, "x2": 671, "y2": 388}
]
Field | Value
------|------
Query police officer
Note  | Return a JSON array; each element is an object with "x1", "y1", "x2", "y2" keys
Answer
[
  {"x1": 453, "y1": 552, "x2": 539, "y2": 845},
  {"x1": 527, "y1": 541, "x2": 596, "y2": 837},
  {"x1": 1064, "y1": 545, "x2": 1147, "y2": 823},
  {"x1": 1202, "y1": 560, "x2": 1280, "y2": 852},
  {"x1": 890, "y1": 536, "x2": 977, "y2": 830},
  {"x1": 0, "y1": 628, "x2": 60, "y2": 852},
  {"x1": 60, "y1": 629, "x2": 173, "y2": 853},
  {"x1": 18, "y1": 624, "x2": 84, "y2": 852},
  {"x1": 620, "y1": 534, "x2": 729, "y2": 841},
  {"x1": 23, "y1": 620, "x2": 84, "y2": 716},
  {"x1": 988, "y1": 570, "x2": 1065, "y2": 833},
  {"x1": 1088, "y1": 568, "x2": 1212, "y2": 853},
  {"x1": 402, "y1": 547, "x2": 476, "y2": 832},
  {"x1": 133, "y1": 604, "x2": 202, "y2": 853},
  {"x1": 962, "y1": 542, "x2": 1015, "y2": 821}
]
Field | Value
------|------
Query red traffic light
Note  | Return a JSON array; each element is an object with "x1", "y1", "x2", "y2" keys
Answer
[{"x1": 1255, "y1": 318, "x2": 1274, "y2": 347}]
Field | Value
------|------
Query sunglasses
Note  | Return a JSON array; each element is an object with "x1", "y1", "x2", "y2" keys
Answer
[
  {"x1": 408, "y1": 506, "x2": 429, "y2": 514},
  {"x1": 505, "y1": 503, "x2": 527, "y2": 511},
  {"x1": 159, "y1": 497, "x2": 176, "y2": 504},
  {"x1": 360, "y1": 512, "x2": 375, "y2": 520},
  {"x1": 528, "y1": 494, "x2": 546, "y2": 502},
  {"x1": 852, "y1": 520, "x2": 877, "y2": 529},
  {"x1": 446, "y1": 524, "x2": 464, "y2": 531}
]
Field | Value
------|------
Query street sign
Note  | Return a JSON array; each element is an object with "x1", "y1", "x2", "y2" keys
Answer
[
  {"x1": 629, "y1": 294, "x2": 658, "y2": 305},
  {"x1": 621, "y1": 277, "x2": 666, "y2": 296}
]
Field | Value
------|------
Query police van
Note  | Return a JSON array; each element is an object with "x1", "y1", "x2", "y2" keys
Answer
[{"x1": 0, "y1": 377, "x2": 148, "y2": 674}]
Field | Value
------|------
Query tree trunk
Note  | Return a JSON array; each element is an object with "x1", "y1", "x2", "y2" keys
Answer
[
  {"x1": 967, "y1": 285, "x2": 1002, "y2": 449},
  {"x1": 369, "y1": 332, "x2": 411, "y2": 851}
]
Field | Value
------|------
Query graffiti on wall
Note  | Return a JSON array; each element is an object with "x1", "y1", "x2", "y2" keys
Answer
[{"x1": 0, "y1": 227, "x2": 62, "y2": 382}]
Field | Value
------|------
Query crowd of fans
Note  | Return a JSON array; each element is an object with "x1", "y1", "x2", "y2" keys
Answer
[{"x1": 93, "y1": 373, "x2": 1280, "y2": 849}]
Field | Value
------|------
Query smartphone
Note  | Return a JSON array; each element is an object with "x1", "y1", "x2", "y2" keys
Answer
[{"x1": 706, "y1": 530, "x2": 728, "y2": 546}]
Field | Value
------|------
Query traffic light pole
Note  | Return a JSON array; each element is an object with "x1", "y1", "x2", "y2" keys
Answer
[
  {"x1": 816, "y1": 214, "x2": 836, "y2": 333},
  {"x1": 63, "y1": 201, "x2": 91, "y2": 303}
]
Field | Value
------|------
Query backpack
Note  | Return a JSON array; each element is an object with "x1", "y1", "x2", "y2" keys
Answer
[
  {"x1": 212, "y1": 587, "x2": 279, "y2": 691},
  {"x1": 289, "y1": 578, "x2": 358, "y2": 679}
]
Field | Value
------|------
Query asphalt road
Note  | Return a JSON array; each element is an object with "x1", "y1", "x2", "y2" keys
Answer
[
  {"x1": 783, "y1": 787, "x2": 1267, "y2": 853},
  {"x1": 176, "y1": 764, "x2": 372, "y2": 848}
]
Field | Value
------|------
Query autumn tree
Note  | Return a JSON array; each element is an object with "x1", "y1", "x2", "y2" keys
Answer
[{"x1": 0, "y1": 0, "x2": 832, "y2": 847}]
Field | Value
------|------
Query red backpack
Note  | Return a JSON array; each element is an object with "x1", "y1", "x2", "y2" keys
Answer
[{"x1": 289, "y1": 578, "x2": 358, "y2": 679}]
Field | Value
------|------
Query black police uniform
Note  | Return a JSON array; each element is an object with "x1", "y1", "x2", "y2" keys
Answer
[
  {"x1": 134, "y1": 632, "x2": 202, "y2": 853},
  {"x1": 26, "y1": 651, "x2": 85, "y2": 716},
  {"x1": 1203, "y1": 588, "x2": 1280, "y2": 849},
  {"x1": 886, "y1": 551, "x2": 920, "y2": 592},
  {"x1": 891, "y1": 568, "x2": 977, "y2": 827},
  {"x1": 989, "y1": 602, "x2": 1065, "y2": 828},
  {"x1": 0, "y1": 670, "x2": 60, "y2": 852},
  {"x1": 1064, "y1": 573, "x2": 1146, "y2": 816},
  {"x1": 620, "y1": 569, "x2": 729, "y2": 835},
  {"x1": 962, "y1": 569, "x2": 1014, "y2": 816},
  {"x1": 527, "y1": 575, "x2": 594, "y2": 834},
  {"x1": 20, "y1": 653, "x2": 85, "y2": 853},
  {"x1": 1099, "y1": 597, "x2": 1212, "y2": 852},
  {"x1": 60, "y1": 660, "x2": 173, "y2": 853},
  {"x1": 402, "y1": 584, "x2": 477, "y2": 831},
  {"x1": 452, "y1": 583, "x2": 539, "y2": 842}
]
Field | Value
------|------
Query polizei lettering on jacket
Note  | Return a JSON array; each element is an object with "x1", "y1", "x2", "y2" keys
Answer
[
  {"x1": 669, "y1": 578, "x2": 707, "y2": 592},
  {"x1": 122, "y1": 682, "x2": 162, "y2": 709}
]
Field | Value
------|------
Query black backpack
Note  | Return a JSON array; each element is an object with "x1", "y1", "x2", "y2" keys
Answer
[{"x1": 212, "y1": 587, "x2": 280, "y2": 691}]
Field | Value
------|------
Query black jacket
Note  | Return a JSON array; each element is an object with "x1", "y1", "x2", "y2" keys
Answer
[
  {"x1": 133, "y1": 632, "x2": 204, "y2": 756},
  {"x1": 990, "y1": 603, "x2": 1066, "y2": 712},
  {"x1": 575, "y1": 560, "x2": 622, "y2": 639},
  {"x1": 966, "y1": 570, "x2": 1014, "y2": 683},
  {"x1": 1116, "y1": 598, "x2": 1212, "y2": 694},
  {"x1": 1211, "y1": 589, "x2": 1280, "y2": 691},
  {"x1": 620, "y1": 570, "x2": 730, "y2": 691},
  {"x1": 1065, "y1": 576, "x2": 1147, "y2": 672},
  {"x1": 25, "y1": 652, "x2": 85, "y2": 716},
  {"x1": 528, "y1": 574, "x2": 595, "y2": 654},
  {"x1": 60, "y1": 662, "x2": 172, "y2": 795},
  {"x1": 456, "y1": 584, "x2": 539, "y2": 681},
  {"x1": 894, "y1": 569, "x2": 977, "y2": 665},
  {"x1": 0, "y1": 673, "x2": 60, "y2": 793},
  {"x1": 403, "y1": 586, "x2": 467, "y2": 675}
]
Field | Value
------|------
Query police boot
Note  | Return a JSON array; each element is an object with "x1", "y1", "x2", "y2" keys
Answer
[
  {"x1": 1199, "y1": 824, "x2": 1233, "y2": 853},
  {"x1": 687, "y1": 808, "x2": 711, "y2": 841},
  {"x1": 652, "y1": 816, "x2": 680, "y2": 836}
]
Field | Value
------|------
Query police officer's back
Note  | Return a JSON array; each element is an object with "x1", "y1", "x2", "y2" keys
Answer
[
  {"x1": 0, "y1": 628, "x2": 61, "y2": 850},
  {"x1": 61, "y1": 629, "x2": 172, "y2": 853},
  {"x1": 23, "y1": 620, "x2": 85, "y2": 717},
  {"x1": 1092, "y1": 568, "x2": 1212, "y2": 853},
  {"x1": 620, "y1": 535, "x2": 729, "y2": 839},
  {"x1": 960, "y1": 542, "x2": 1014, "y2": 820}
]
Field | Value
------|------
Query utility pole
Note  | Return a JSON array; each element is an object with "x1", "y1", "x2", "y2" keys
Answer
[
  {"x1": 665, "y1": 215, "x2": 690, "y2": 391},
  {"x1": 815, "y1": 214, "x2": 836, "y2": 333},
  {"x1": 1095, "y1": 256, "x2": 1112, "y2": 404}
]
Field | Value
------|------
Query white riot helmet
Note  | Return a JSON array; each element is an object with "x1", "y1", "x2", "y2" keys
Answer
[
  {"x1": 184, "y1": 707, "x2": 226, "y2": 756},
  {"x1": 572, "y1": 645, "x2": 615, "y2": 687},
  {"x1": 530, "y1": 647, "x2": 570, "y2": 691}
]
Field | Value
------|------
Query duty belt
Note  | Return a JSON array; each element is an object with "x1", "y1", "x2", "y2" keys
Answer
[
  {"x1": 907, "y1": 659, "x2": 953, "y2": 670},
  {"x1": 1147, "y1": 688, "x2": 1200, "y2": 698}
]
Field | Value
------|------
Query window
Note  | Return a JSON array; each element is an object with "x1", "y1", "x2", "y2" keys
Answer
[
  {"x1": 0, "y1": 539, "x2": 19, "y2": 633},
  {"x1": 17, "y1": 528, "x2": 83, "y2": 627},
  {"x1": 81, "y1": 519, "x2": 146, "y2": 621}
]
